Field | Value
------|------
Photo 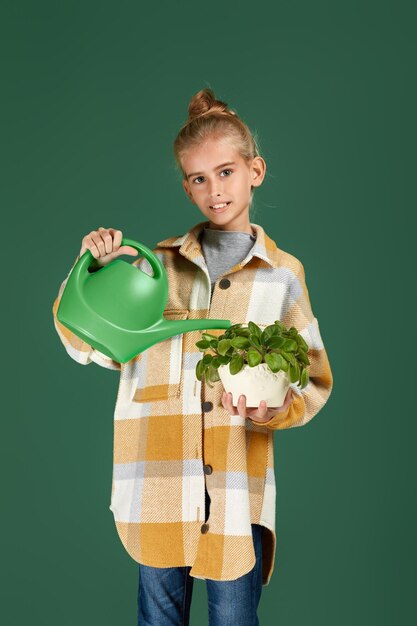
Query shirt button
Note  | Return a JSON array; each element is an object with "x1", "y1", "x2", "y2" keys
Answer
[
  {"x1": 219, "y1": 278, "x2": 231, "y2": 289},
  {"x1": 203, "y1": 464, "x2": 213, "y2": 475},
  {"x1": 201, "y1": 523, "x2": 209, "y2": 534},
  {"x1": 202, "y1": 401, "x2": 213, "y2": 412}
]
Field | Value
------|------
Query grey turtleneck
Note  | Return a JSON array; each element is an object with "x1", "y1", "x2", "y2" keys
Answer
[{"x1": 199, "y1": 225, "x2": 257, "y2": 297}]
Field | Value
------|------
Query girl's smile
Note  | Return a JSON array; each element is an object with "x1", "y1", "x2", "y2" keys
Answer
[{"x1": 210, "y1": 201, "x2": 231, "y2": 212}]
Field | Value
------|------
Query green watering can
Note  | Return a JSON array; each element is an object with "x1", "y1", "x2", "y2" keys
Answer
[{"x1": 57, "y1": 238, "x2": 232, "y2": 363}]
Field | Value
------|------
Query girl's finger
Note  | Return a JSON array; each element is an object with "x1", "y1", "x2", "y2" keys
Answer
[
  {"x1": 98, "y1": 227, "x2": 113, "y2": 255},
  {"x1": 221, "y1": 391, "x2": 229, "y2": 410},
  {"x1": 221, "y1": 391, "x2": 227, "y2": 407},
  {"x1": 91, "y1": 232, "x2": 106, "y2": 256},
  {"x1": 222, "y1": 392, "x2": 236, "y2": 415},
  {"x1": 238, "y1": 394, "x2": 247, "y2": 418},
  {"x1": 86, "y1": 235, "x2": 101, "y2": 258},
  {"x1": 109, "y1": 228, "x2": 123, "y2": 251}
]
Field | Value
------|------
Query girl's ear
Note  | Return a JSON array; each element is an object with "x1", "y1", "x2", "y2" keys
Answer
[
  {"x1": 251, "y1": 156, "x2": 266, "y2": 188},
  {"x1": 182, "y1": 178, "x2": 195, "y2": 204}
]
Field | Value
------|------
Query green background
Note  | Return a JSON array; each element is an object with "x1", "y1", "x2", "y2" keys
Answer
[{"x1": 2, "y1": 1, "x2": 415, "y2": 624}]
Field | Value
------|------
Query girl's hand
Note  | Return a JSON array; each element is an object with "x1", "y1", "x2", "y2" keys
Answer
[
  {"x1": 221, "y1": 387, "x2": 293, "y2": 424},
  {"x1": 79, "y1": 227, "x2": 139, "y2": 269}
]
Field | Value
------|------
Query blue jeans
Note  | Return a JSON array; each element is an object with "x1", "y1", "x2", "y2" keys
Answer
[{"x1": 138, "y1": 485, "x2": 264, "y2": 625}]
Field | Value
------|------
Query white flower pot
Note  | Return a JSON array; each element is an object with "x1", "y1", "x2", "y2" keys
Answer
[{"x1": 218, "y1": 362, "x2": 291, "y2": 408}]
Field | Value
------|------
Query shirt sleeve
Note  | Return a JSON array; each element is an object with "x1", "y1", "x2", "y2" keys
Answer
[
  {"x1": 51, "y1": 253, "x2": 122, "y2": 371},
  {"x1": 250, "y1": 261, "x2": 333, "y2": 430}
]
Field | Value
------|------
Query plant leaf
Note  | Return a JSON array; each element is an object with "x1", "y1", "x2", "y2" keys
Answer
[
  {"x1": 230, "y1": 354, "x2": 244, "y2": 375},
  {"x1": 281, "y1": 351, "x2": 295, "y2": 366},
  {"x1": 196, "y1": 360, "x2": 204, "y2": 381},
  {"x1": 196, "y1": 339, "x2": 211, "y2": 350},
  {"x1": 282, "y1": 338, "x2": 298, "y2": 352},
  {"x1": 236, "y1": 327, "x2": 251, "y2": 337},
  {"x1": 263, "y1": 325, "x2": 278, "y2": 342},
  {"x1": 247, "y1": 348, "x2": 262, "y2": 367},
  {"x1": 274, "y1": 320, "x2": 287, "y2": 332},
  {"x1": 301, "y1": 368, "x2": 309, "y2": 388},
  {"x1": 265, "y1": 352, "x2": 281, "y2": 373},
  {"x1": 297, "y1": 350, "x2": 310, "y2": 365},
  {"x1": 250, "y1": 334, "x2": 262, "y2": 350},
  {"x1": 289, "y1": 362, "x2": 299, "y2": 383},
  {"x1": 228, "y1": 323, "x2": 243, "y2": 332},
  {"x1": 277, "y1": 355, "x2": 289, "y2": 371},
  {"x1": 266, "y1": 335, "x2": 285, "y2": 349},
  {"x1": 217, "y1": 339, "x2": 232, "y2": 355},
  {"x1": 298, "y1": 335, "x2": 309, "y2": 351},
  {"x1": 230, "y1": 336, "x2": 251, "y2": 349},
  {"x1": 248, "y1": 321, "x2": 262, "y2": 338},
  {"x1": 208, "y1": 364, "x2": 221, "y2": 383}
]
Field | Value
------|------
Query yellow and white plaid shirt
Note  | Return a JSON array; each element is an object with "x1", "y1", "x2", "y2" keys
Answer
[{"x1": 52, "y1": 219, "x2": 333, "y2": 585}]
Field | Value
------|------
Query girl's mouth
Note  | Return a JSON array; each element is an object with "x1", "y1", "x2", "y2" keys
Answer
[{"x1": 210, "y1": 201, "x2": 231, "y2": 213}]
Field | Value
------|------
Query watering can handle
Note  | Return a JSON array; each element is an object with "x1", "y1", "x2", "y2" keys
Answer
[{"x1": 78, "y1": 237, "x2": 165, "y2": 280}]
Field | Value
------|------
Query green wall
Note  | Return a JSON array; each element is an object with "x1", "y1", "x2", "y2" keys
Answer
[{"x1": 2, "y1": 1, "x2": 415, "y2": 624}]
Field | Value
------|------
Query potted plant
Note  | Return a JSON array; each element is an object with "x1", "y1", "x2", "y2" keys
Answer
[{"x1": 195, "y1": 321, "x2": 310, "y2": 408}]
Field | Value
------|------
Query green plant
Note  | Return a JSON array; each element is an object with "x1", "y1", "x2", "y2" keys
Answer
[{"x1": 195, "y1": 320, "x2": 310, "y2": 389}]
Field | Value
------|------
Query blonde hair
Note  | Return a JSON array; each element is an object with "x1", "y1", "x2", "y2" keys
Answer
[{"x1": 173, "y1": 88, "x2": 262, "y2": 213}]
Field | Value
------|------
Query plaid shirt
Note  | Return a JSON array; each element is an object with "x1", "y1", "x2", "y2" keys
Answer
[{"x1": 52, "y1": 219, "x2": 333, "y2": 585}]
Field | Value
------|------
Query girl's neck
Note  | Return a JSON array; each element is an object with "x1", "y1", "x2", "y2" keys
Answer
[
  {"x1": 205, "y1": 225, "x2": 256, "y2": 237},
  {"x1": 206, "y1": 221, "x2": 254, "y2": 236}
]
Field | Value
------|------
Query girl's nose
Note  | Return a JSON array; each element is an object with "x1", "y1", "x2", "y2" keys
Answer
[
  {"x1": 209, "y1": 185, "x2": 223, "y2": 197},
  {"x1": 208, "y1": 178, "x2": 224, "y2": 197}
]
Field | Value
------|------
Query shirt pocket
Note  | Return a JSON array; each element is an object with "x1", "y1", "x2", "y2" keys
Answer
[{"x1": 132, "y1": 308, "x2": 189, "y2": 402}]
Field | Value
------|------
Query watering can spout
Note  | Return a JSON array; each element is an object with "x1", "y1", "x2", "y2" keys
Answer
[{"x1": 152, "y1": 317, "x2": 231, "y2": 346}]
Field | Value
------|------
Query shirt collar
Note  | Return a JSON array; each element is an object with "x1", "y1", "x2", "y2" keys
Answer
[{"x1": 156, "y1": 220, "x2": 279, "y2": 269}]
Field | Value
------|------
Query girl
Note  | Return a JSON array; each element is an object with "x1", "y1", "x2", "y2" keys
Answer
[{"x1": 52, "y1": 88, "x2": 333, "y2": 626}]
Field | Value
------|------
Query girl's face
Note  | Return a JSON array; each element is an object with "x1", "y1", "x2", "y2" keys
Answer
[{"x1": 181, "y1": 136, "x2": 266, "y2": 233}]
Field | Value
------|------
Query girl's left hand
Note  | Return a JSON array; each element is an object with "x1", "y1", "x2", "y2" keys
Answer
[{"x1": 221, "y1": 388, "x2": 293, "y2": 424}]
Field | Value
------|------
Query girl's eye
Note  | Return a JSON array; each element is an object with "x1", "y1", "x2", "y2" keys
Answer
[{"x1": 192, "y1": 169, "x2": 233, "y2": 185}]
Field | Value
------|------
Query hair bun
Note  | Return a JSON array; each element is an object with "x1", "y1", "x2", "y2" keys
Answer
[{"x1": 187, "y1": 88, "x2": 235, "y2": 122}]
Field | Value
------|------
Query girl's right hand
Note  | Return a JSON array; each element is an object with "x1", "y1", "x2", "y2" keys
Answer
[{"x1": 79, "y1": 227, "x2": 139, "y2": 268}]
